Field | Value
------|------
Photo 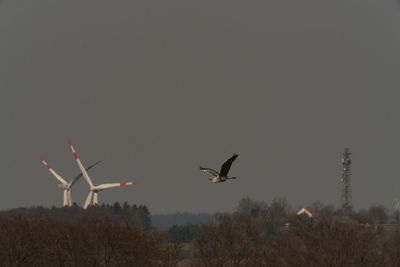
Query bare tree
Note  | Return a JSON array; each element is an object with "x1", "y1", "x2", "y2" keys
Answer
[{"x1": 383, "y1": 230, "x2": 400, "y2": 267}]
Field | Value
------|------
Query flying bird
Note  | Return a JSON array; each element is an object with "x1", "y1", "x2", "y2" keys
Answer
[{"x1": 200, "y1": 154, "x2": 238, "y2": 183}]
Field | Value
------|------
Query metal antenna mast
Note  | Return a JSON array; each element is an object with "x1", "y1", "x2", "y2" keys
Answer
[{"x1": 341, "y1": 148, "x2": 352, "y2": 214}]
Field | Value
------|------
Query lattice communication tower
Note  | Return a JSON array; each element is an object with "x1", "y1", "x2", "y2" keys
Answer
[{"x1": 341, "y1": 148, "x2": 352, "y2": 214}]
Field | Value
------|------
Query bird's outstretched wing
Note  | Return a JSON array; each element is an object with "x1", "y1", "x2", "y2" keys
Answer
[
  {"x1": 219, "y1": 154, "x2": 238, "y2": 177},
  {"x1": 200, "y1": 167, "x2": 219, "y2": 177}
]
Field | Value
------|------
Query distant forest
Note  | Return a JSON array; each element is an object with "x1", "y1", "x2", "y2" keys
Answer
[
  {"x1": 152, "y1": 213, "x2": 215, "y2": 229},
  {"x1": 2, "y1": 198, "x2": 400, "y2": 266},
  {"x1": 0, "y1": 202, "x2": 215, "y2": 229},
  {"x1": 0, "y1": 202, "x2": 152, "y2": 228}
]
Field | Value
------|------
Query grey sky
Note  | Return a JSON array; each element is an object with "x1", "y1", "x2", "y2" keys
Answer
[{"x1": 1, "y1": 0, "x2": 400, "y2": 214}]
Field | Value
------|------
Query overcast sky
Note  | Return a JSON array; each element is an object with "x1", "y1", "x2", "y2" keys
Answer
[{"x1": 1, "y1": 0, "x2": 400, "y2": 214}]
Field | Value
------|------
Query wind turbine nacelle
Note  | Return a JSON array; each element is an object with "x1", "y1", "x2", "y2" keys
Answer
[{"x1": 57, "y1": 184, "x2": 68, "y2": 189}]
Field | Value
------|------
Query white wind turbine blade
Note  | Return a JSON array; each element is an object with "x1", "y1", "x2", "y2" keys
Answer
[
  {"x1": 41, "y1": 158, "x2": 68, "y2": 185},
  {"x1": 93, "y1": 182, "x2": 136, "y2": 190},
  {"x1": 68, "y1": 141, "x2": 94, "y2": 188},
  {"x1": 63, "y1": 190, "x2": 68, "y2": 207},
  {"x1": 84, "y1": 191, "x2": 93, "y2": 209},
  {"x1": 68, "y1": 190, "x2": 72, "y2": 206}
]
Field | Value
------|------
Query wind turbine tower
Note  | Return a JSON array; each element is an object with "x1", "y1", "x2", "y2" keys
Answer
[{"x1": 340, "y1": 148, "x2": 352, "y2": 214}]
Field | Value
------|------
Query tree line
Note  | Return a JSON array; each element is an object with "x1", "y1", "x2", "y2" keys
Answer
[
  {"x1": 0, "y1": 216, "x2": 180, "y2": 267},
  {"x1": 0, "y1": 202, "x2": 151, "y2": 229},
  {"x1": 167, "y1": 198, "x2": 400, "y2": 266},
  {"x1": 2, "y1": 198, "x2": 400, "y2": 266},
  {"x1": 191, "y1": 212, "x2": 400, "y2": 266}
]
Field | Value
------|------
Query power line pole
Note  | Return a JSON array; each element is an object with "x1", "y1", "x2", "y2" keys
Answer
[{"x1": 341, "y1": 148, "x2": 352, "y2": 214}]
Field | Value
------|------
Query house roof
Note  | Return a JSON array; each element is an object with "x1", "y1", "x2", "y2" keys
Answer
[
  {"x1": 304, "y1": 207, "x2": 316, "y2": 214},
  {"x1": 297, "y1": 207, "x2": 317, "y2": 217}
]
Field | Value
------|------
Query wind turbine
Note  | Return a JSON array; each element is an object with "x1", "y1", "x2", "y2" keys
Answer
[
  {"x1": 68, "y1": 141, "x2": 136, "y2": 209},
  {"x1": 40, "y1": 157, "x2": 101, "y2": 206}
]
